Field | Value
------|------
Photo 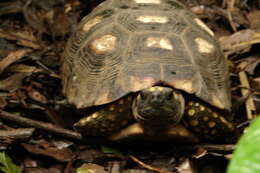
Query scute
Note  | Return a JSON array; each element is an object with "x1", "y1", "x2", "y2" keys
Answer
[
  {"x1": 117, "y1": 11, "x2": 188, "y2": 33},
  {"x1": 62, "y1": 0, "x2": 231, "y2": 111}
]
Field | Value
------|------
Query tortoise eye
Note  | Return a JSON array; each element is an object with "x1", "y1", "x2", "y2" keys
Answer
[
  {"x1": 166, "y1": 92, "x2": 173, "y2": 100},
  {"x1": 140, "y1": 91, "x2": 146, "y2": 100}
]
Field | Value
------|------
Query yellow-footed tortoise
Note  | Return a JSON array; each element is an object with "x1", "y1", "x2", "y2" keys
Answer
[{"x1": 62, "y1": 0, "x2": 235, "y2": 142}]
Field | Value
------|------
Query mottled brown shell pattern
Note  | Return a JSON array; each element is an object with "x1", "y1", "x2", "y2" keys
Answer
[{"x1": 62, "y1": 0, "x2": 231, "y2": 112}]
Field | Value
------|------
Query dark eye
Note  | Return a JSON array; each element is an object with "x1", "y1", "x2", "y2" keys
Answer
[
  {"x1": 166, "y1": 92, "x2": 173, "y2": 100},
  {"x1": 140, "y1": 91, "x2": 146, "y2": 100}
]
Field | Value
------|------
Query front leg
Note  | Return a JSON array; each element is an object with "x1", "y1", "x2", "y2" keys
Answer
[
  {"x1": 184, "y1": 101, "x2": 236, "y2": 142},
  {"x1": 74, "y1": 96, "x2": 134, "y2": 136}
]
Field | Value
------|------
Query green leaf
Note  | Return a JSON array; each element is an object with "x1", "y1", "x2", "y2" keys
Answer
[
  {"x1": 101, "y1": 146, "x2": 122, "y2": 155},
  {"x1": 0, "y1": 152, "x2": 21, "y2": 173},
  {"x1": 227, "y1": 116, "x2": 260, "y2": 173}
]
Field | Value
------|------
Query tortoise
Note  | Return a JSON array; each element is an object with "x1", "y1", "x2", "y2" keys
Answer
[{"x1": 62, "y1": 0, "x2": 235, "y2": 142}]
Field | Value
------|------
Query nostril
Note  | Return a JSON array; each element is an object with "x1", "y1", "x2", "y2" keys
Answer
[
  {"x1": 166, "y1": 92, "x2": 173, "y2": 100},
  {"x1": 151, "y1": 93, "x2": 163, "y2": 103}
]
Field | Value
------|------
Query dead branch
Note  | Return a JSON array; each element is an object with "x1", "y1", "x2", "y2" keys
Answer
[
  {"x1": 0, "y1": 110, "x2": 82, "y2": 140},
  {"x1": 130, "y1": 155, "x2": 175, "y2": 173}
]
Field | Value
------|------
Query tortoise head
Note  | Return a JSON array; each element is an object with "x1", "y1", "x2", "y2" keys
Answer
[{"x1": 133, "y1": 86, "x2": 185, "y2": 130}]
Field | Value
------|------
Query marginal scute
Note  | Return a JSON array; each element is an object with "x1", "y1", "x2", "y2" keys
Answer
[
  {"x1": 90, "y1": 34, "x2": 117, "y2": 54},
  {"x1": 95, "y1": 92, "x2": 109, "y2": 105},
  {"x1": 146, "y1": 37, "x2": 173, "y2": 50},
  {"x1": 212, "y1": 94, "x2": 225, "y2": 109},
  {"x1": 134, "y1": 0, "x2": 161, "y2": 4},
  {"x1": 128, "y1": 76, "x2": 155, "y2": 91},
  {"x1": 83, "y1": 16, "x2": 102, "y2": 32},
  {"x1": 136, "y1": 16, "x2": 168, "y2": 24},
  {"x1": 195, "y1": 37, "x2": 214, "y2": 54},
  {"x1": 172, "y1": 79, "x2": 194, "y2": 93},
  {"x1": 194, "y1": 18, "x2": 214, "y2": 36}
]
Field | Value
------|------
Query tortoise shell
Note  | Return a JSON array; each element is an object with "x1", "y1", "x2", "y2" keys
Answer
[{"x1": 62, "y1": 0, "x2": 231, "y2": 112}]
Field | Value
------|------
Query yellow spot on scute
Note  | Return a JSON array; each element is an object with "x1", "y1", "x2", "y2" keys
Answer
[
  {"x1": 136, "y1": 16, "x2": 168, "y2": 23},
  {"x1": 195, "y1": 38, "x2": 214, "y2": 54},
  {"x1": 146, "y1": 37, "x2": 173, "y2": 50},
  {"x1": 90, "y1": 35, "x2": 117, "y2": 54},
  {"x1": 134, "y1": 0, "x2": 161, "y2": 4}
]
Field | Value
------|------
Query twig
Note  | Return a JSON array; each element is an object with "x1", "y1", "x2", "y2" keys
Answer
[
  {"x1": 195, "y1": 144, "x2": 235, "y2": 152},
  {"x1": 0, "y1": 128, "x2": 34, "y2": 140},
  {"x1": 0, "y1": 110, "x2": 82, "y2": 140},
  {"x1": 0, "y1": 48, "x2": 32, "y2": 73},
  {"x1": 226, "y1": 0, "x2": 237, "y2": 32},
  {"x1": 0, "y1": 128, "x2": 34, "y2": 149},
  {"x1": 0, "y1": 29, "x2": 41, "y2": 49},
  {"x1": 130, "y1": 155, "x2": 175, "y2": 173},
  {"x1": 238, "y1": 71, "x2": 256, "y2": 120}
]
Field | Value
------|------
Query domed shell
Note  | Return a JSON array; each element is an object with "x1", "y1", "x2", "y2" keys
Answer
[{"x1": 62, "y1": 0, "x2": 231, "y2": 111}]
